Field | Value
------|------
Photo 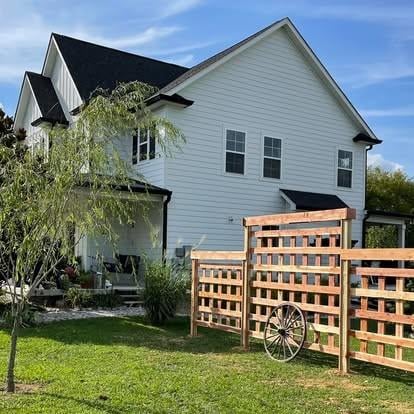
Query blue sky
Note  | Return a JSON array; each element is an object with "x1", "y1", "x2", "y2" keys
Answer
[{"x1": 0, "y1": 0, "x2": 413, "y2": 175}]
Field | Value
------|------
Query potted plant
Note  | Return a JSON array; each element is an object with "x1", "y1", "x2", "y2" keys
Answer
[{"x1": 79, "y1": 271, "x2": 94, "y2": 289}]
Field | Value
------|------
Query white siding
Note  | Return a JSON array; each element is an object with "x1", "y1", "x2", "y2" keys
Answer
[
  {"x1": 50, "y1": 53, "x2": 82, "y2": 122},
  {"x1": 21, "y1": 92, "x2": 41, "y2": 139},
  {"x1": 21, "y1": 90, "x2": 49, "y2": 150},
  {"x1": 164, "y1": 26, "x2": 366, "y2": 252}
]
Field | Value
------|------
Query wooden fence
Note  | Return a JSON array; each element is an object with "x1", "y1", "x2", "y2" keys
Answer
[{"x1": 190, "y1": 208, "x2": 414, "y2": 373}]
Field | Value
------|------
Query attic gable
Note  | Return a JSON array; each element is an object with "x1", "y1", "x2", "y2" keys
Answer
[{"x1": 160, "y1": 18, "x2": 380, "y2": 144}]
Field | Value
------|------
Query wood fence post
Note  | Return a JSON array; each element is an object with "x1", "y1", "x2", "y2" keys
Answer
[
  {"x1": 339, "y1": 218, "x2": 352, "y2": 373},
  {"x1": 241, "y1": 221, "x2": 250, "y2": 350},
  {"x1": 190, "y1": 258, "x2": 199, "y2": 337}
]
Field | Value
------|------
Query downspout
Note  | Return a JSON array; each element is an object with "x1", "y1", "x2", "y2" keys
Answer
[
  {"x1": 162, "y1": 192, "x2": 172, "y2": 261},
  {"x1": 362, "y1": 144, "x2": 373, "y2": 248}
]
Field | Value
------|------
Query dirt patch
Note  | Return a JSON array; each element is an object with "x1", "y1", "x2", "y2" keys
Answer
[
  {"x1": 0, "y1": 382, "x2": 43, "y2": 395},
  {"x1": 382, "y1": 401, "x2": 414, "y2": 414},
  {"x1": 295, "y1": 369, "x2": 378, "y2": 392}
]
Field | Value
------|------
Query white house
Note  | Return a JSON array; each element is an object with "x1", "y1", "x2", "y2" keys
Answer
[{"x1": 14, "y1": 18, "x2": 382, "y2": 276}]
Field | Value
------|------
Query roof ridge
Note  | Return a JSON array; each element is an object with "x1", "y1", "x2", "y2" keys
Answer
[{"x1": 52, "y1": 32, "x2": 190, "y2": 70}]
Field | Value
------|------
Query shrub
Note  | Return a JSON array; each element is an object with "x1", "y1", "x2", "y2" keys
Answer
[
  {"x1": 143, "y1": 260, "x2": 188, "y2": 325},
  {"x1": 64, "y1": 287, "x2": 93, "y2": 309},
  {"x1": 64, "y1": 288, "x2": 121, "y2": 309},
  {"x1": 1, "y1": 301, "x2": 37, "y2": 328}
]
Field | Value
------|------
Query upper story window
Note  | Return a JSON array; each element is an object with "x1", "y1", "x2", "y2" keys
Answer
[
  {"x1": 263, "y1": 136, "x2": 281, "y2": 179},
  {"x1": 132, "y1": 128, "x2": 156, "y2": 164},
  {"x1": 225, "y1": 129, "x2": 245, "y2": 174},
  {"x1": 337, "y1": 149, "x2": 353, "y2": 188}
]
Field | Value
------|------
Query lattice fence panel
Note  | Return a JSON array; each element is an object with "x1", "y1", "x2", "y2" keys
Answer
[
  {"x1": 248, "y1": 224, "x2": 343, "y2": 355},
  {"x1": 349, "y1": 265, "x2": 414, "y2": 372},
  {"x1": 191, "y1": 253, "x2": 244, "y2": 334}
]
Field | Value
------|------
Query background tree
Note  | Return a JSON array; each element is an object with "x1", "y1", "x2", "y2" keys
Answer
[
  {"x1": 366, "y1": 166, "x2": 414, "y2": 247},
  {"x1": 0, "y1": 82, "x2": 184, "y2": 393},
  {"x1": 0, "y1": 108, "x2": 26, "y2": 151}
]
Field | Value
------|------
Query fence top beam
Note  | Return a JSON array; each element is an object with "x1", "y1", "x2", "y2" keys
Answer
[
  {"x1": 191, "y1": 250, "x2": 246, "y2": 260},
  {"x1": 243, "y1": 208, "x2": 356, "y2": 227},
  {"x1": 341, "y1": 248, "x2": 414, "y2": 261}
]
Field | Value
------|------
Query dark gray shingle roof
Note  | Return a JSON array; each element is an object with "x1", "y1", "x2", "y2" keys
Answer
[
  {"x1": 52, "y1": 33, "x2": 189, "y2": 101},
  {"x1": 280, "y1": 189, "x2": 348, "y2": 211},
  {"x1": 26, "y1": 72, "x2": 67, "y2": 125}
]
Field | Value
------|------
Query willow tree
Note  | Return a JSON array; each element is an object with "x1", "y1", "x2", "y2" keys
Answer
[{"x1": 0, "y1": 82, "x2": 184, "y2": 393}]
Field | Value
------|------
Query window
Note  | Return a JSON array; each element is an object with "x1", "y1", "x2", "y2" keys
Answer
[
  {"x1": 132, "y1": 128, "x2": 156, "y2": 164},
  {"x1": 337, "y1": 150, "x2": 353, "y2": 188},
  {"x1": 225, "y1": 129, "x2": 245, "y2": 174},
  {"x1": 263, "y1": 136, "x2": 281, "y2": 179}
]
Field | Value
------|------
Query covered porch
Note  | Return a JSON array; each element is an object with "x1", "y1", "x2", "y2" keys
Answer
[{"x1": 75, "y1": 179, "x2": 172, "y2": 291}]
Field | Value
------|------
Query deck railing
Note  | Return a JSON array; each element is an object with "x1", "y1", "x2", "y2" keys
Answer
[{"x1": 191, "y1": 208, "x2": 414, "y2": 374}]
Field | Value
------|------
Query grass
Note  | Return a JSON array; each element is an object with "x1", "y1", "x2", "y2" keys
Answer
[{"x1": 0, "y1": 317, "x2": 414, "y2": 414}]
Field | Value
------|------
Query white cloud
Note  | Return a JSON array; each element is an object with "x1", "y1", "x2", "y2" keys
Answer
[
  {"x1": 84, "y1": 26, "x2": 183, "y2": 50},
  {"x1": 361, "y1": 106, "x2": 414, "y2": 118},
  {"x1": 337, "y1": 61, "x2": 414, "y2": 89},
  {"x1": 368, "y1": 153, "x2": 404, "y2": 172},
  {"x1": 160, "y1": 0, "x2": 203, "y2": 19},
  {"x1": 0, "y1": 0, "x2": 205, "y2": 83},
  {"x1": 163, "y1": 54, "x2": 195, "y2": 67}
]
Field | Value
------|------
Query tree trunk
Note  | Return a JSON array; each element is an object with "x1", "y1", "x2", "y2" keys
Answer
[{"x1": 6, "y1": 304, "x2": 21, "y2": 393}]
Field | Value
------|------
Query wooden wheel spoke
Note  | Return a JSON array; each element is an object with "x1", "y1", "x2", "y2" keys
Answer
[
  {"x1": 270, "y1": 336, "x2": 282, "y2": 356},
  {"x1": 284, "y1": 337, "x2": 295, "y2": 356},
  {"x1": 264, "y1": 302, "x2": 307, "y2": 363},
  {"x1": 266, "y1": 334, "x2": 281, "y2": 350}
]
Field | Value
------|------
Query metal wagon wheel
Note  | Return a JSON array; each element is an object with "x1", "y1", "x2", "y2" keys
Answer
[{"x1": 264, "y1": 302, "x2": 307, "y2": 362}]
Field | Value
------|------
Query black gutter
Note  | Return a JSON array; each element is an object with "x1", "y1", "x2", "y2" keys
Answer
[
  {"x1": 70, "y1": 93, "x2": 194, "y2": 116},
  {"x1": 362, "y1": 144, "x2": 374, "y2": 247},
  {"x1": 31, "y1": 116, "x2": 69, "y2": 127},
  {"x1": 162, "y1": 192, "x2": 172, "y2": 260},
  {"x1": 145, "y1": 93, "x2": 194, "y2": 107},
  {"x1": 353, "y1": 132, "x2": 382, "y2": 145}
]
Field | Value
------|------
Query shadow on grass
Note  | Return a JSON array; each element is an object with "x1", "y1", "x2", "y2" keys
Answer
[
  {"x1": 11, "y1": 316, "x2": 262, "y2": 356},
  {"x1": 296, "y1": 349, "x2": 414, "y2": 386},
  {"x1": 41, "y1": 392, "x2": 124, "y2": 414},
  {"x1": 6, "y1": 315, "x2": 414, "y2": 386}
]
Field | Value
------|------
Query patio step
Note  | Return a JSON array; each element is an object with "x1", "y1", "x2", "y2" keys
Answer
[
  {"x1": 123, "y1": 300, "x2": 143, "y2": 307},
  {"x1": 114, "y1": 287, "x2": 143, "y2": 307}
]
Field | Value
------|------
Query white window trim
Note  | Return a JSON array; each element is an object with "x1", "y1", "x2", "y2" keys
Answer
[
  {"x1": 222, "y1": 127, "x2": 247, "y2": 177},
  {"x1": 133, "y1": 127, "x2": 157, "y2": 164},
  {"x1": 260, "y1": 134, "x2": 283, "y2": 182},
  {"x1": 336, "y1": 148, "x2": 354, "y2": 190}
]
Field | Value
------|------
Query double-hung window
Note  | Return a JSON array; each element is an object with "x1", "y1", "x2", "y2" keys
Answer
[
  {"x1": 337, "y1": 149, "x2": 353, "y2": 188},
  {"x1": 263, "y1": 136, "x2": 281, "y2": 179},
  {"x1": 225, "y1": 129, "x2": 245, "y2": 174},
  {"x1": 132, "y1": 128, "x2": 156, "y2": 164}
]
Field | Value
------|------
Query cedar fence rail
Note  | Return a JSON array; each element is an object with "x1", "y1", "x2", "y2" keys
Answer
[{"x1": 190, "y1": 208, "x2": 414, "y2": 374}]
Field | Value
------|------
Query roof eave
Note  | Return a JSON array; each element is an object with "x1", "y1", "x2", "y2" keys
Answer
[
  {"x1": 70, "y1": 93, "x2": 193, "y2": 116},
  {"x1": 31, "y1": 117, "x2": 69, "y2": 127},
  {"x1": 353, "y1": 133, "x2": 382, "y2": 145}
]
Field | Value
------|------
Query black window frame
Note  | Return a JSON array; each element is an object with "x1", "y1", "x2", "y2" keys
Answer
[
  {"x1": 337, "y1": 149, "x2": 353, "y2": 188},
  {"x1": 263, "y1": 136, "x2": 282, "y2": 179},
  {"x1": 225, "y1": 129, "x2": 246, "y2": 175}
]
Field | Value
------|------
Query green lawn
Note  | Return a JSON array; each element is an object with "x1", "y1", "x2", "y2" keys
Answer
[{"x1": 0, "y1": 317, "x2": 413, "y2": 414}]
